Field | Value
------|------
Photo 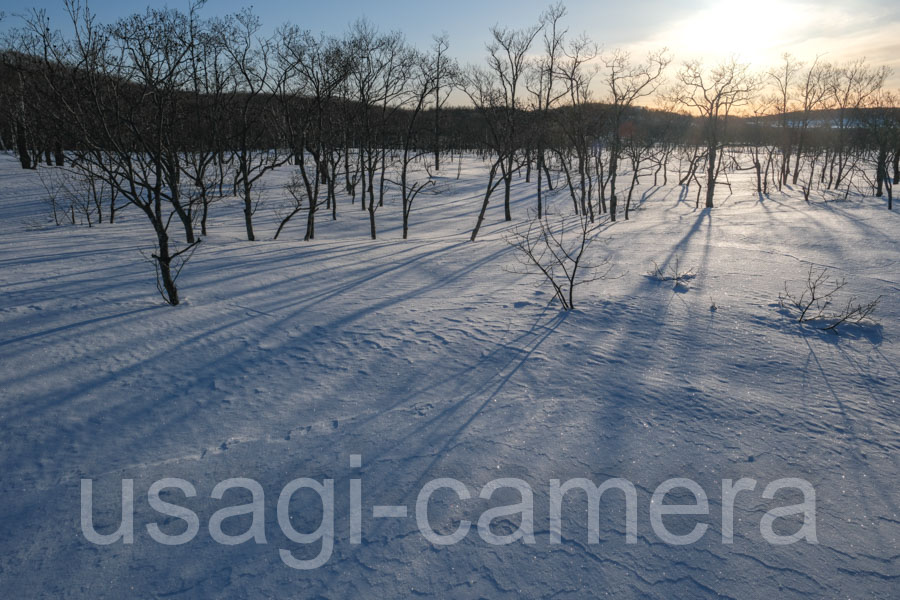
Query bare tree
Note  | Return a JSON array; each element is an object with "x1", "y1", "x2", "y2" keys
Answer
[
  {"x1": 392, "y1": 50, "x2": 443, "y2": 239},
  {"x1": 525, "y1": 2, "x2": 569, "y2": 219},
  {"x1": 430, "y1": 33, "x2": 457, "y2": 172},
  {"x1": 506, "y1": 209, "x2": 610, "y2": 310},
  {"x1": 862, "y1": 89, "x2": 898, "y2": 209},
  {"x1": 780, "y1": 265, "x2": 881, "y2": 331},
  {"x1": 2, "y1": 21, "x2": 74, "y2": 171},
  {"x1": 824, "y1": 58, "x2": 888, "y2": 190},
  {"x1": 463, "y1": 20, "x2": 540, "y2": 241},
  {"x1": 26, "y1": 1, "x2": 205, "y2": 304},
  {"x1": 181, "y1": 12, "x2": 232, "y2": 236},
  {"x1": 739, "y1": 96, "x2": 780, "y2": 195},
  {"x1": 791, "y1": 56, "x2": 831, "y2": 184},
  {"x1": 603, "y1": 48, "x2": 669, "y2": 220},
  {"x1": 671, "y1": 58, "x2": 756, "y2": 208},
  {"x1": 550, "y1": 30, "x2": 600, "y2": 222},
  {"x1": 278, "y1": 28, "x2": 350, "y2": 240},
  {"x1": 346, "y1": 20, "x2": 413, "y2": 239},
  {"x1": 218, "y1": 9, "x2": 290, "y2": 241},
  {"x1": 767, "y1": 53, "x2": 802, "y2": 189},
  {"x1": 621, "y1": 117, "x2": 656, "y2": 219}
]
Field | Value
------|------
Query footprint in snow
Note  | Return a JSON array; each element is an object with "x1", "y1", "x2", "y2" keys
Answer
[{"x1": 412, "y1": 402, "x2": 434, "y2": 416}]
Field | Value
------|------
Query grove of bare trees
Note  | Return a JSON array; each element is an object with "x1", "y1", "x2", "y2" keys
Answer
[{"x1": 1, "y1": 1, "x2": 897, "y2": 305}]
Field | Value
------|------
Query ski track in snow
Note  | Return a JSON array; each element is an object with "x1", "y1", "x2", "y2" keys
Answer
[{"x1": 0, "y1": 154, "x2": 898, "y2": 598}]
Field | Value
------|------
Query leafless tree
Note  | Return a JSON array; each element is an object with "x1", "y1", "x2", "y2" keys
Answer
[
  {"x1": 506, "y1": 209, "x2": 610, "y2": 310},
  {"x1": 346, "y1": 19, "x2": 413, "y2": 239},
  {"x1": 671, "y1": 58, "x2": 757, "y2": 208},
  {"x1": 430, "y1": 33, "x2": 457, "y2": 172},
  {"x1": 740, "y1": 97, "x2": 780, "y2": 195},
  {"x1": 218, "y1": 9, "x2": 290, "y2": 241},
  {"x1": 861, "y1": 89, "x2": 898, "y2": 209},
  {"x1": 525, "y1": 2, "x2": 569, "y2": 219},
  {"x1": 603, "y1": 48, "x2": 669, "y2": 220},
  {"x1": 26, "y1": 1, "x2": 205, "y2": 304},
  {"x1": 552, "y1": 31, "x2": 600, "y2": 222},
  {"x1": 465, "y1": 20, "x2": 541, "y2": 241},
  {"x1": 390, "y1": 50, "x2": 444, "y2": 239},
  {"x1": 824, "y1": 58, "x2": 888, "y2": 190},
  {"x1": 621, "y1": 119, "x2": 656, "y2": 219},
  {"x1": 790, "y1": 56, "x2": 831, "y2": 184},
  {"x1": 181, "y1": 12, "x2": 232, "y2": 236},
  {"x1": 767, "y1": 53, "x2": 803, "y2": 190},
  {"x1": 278, "y1": 28, "x2": 350, "y2": 240}
]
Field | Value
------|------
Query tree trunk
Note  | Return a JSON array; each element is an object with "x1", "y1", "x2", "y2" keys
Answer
[
  {"x1": 401, "y1": 149, "x2": 410, "y2": 239},
  {"x1": 525, "y1": 148, "x2": 531, "y2": 183},
  {"x1": 171, "y1": 189, "x2": 195, "y2": 244},
  {"x1": 200, "y1": 197, "x2": 209, "y2": 236},
  {"x1": 242, "y1": 176, "x2": 255, "y2": 241},
  {"x1": 153, "y1": 226, "x2": 179, "y2": 306},
  {"x1": 596, "y1": 152, "x2": 607, "y2": 214},
  {"x1": 754, "y1": 158, "x2": 762, "y2": 194},
  {"x1": 625, "y1": 167, "x2": 638, "y2": 220},
  {"x1": 471, "y1": 162, "x2": 499, "y2": 242},
  {"x1": 503, "y1": 154, "x2": 513, "y2": 221},
  {"x1": 892, "y1": 148, "x2": 899, "y2": 185},
  {"x1": 15, "y1": 120, "x2": 31, "y2": 170},
  {"x1": 792, "y1": 136, "x2": 804, "y2": 184},
  {"x1": 543, "y1": 159, "x2": 554, "y2": 190},
  {"x1": 536, "y1": 148, "x2": 543, "y2": 219},
  {"x1": 705, "y1": 142, "x2": 716, "y2": 208},
  {"x1": 609, "y1": 150, "x2": 618, "y2": 221},
  {"x1": 876, "y1": 148, "x2": 887, "y2": 197},
  {"x1": 578, "y1": 152, "x2": 588, "y2": 219},
  {"x1": 434, "y1": 88, "x2": 440, "y2": 171},
  {"x1": 378, "y1": 149, "x2": 386, "y2": 207},
  {"x1": 274, "y1": 206, "x2": 301, "y2": 240}
]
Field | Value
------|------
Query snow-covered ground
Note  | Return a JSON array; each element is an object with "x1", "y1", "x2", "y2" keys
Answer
[{"x1": 0, "y1": 152, "x2": 897, "y2": 598}]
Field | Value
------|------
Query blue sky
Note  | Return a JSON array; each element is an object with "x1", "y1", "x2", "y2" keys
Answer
[
  {"x1": 0, "y1": 0, "x2": 684, "y2": 58},
  {"x1": 2, "y1": 0, "x2": 898, "y2": 89}
]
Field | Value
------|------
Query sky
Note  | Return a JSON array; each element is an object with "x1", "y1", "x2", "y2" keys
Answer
[{"x1": 2, "y1": 0, "x2": 899, "y2": 97}]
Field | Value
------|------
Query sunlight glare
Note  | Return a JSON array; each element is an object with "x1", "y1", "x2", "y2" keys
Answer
[{"x1": 667, "y1": 0, "x2": 804, "y2": 65}]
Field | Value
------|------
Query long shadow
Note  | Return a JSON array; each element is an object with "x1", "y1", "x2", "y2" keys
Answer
[
  {"x1": 2, "y1": 238, "x2": 480, "y2": 411},
  {"x1": 360, "y1": 308, "x2": 570, "y2": 538},
  {"x1": 800, "y1": 333, "x2": 900, "y2": 548},
  {"x1": 655, "y1": 208, "x2": 712, "y2": 274},
  {"x1": 1, "y1": 238, "x2": 518, "y2": 475},
  {"x1": 347, "y1": 301, "x2": 563, "y2": 436},
  {"x1": 0, "y1": 305, "x2": 160, "y2": 347}
]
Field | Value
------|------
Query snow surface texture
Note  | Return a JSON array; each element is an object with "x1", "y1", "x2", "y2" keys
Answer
[{"x1": 0, "y1": 153, "x2": 897, "y2": 598}]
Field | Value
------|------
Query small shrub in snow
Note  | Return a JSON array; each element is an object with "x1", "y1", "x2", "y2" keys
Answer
[
  {"x1": 506, "y1": 210, "x2": 611, "y2": 311},
  {"x1": 647, "y1": 257, "x2": 697, "y2": 288},
  {"x1": 779, "y1": 265, "x2": 881, "y2": 331}
]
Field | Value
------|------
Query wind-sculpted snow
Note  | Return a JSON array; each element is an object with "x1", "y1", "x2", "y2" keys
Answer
[{"x1": 0, "y1": 154, "x2": 897, "y2": 598}]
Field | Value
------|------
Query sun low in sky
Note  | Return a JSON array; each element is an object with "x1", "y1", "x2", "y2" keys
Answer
[{"x1": 643, "y1": 0, "x2": 899, "y2": 80}]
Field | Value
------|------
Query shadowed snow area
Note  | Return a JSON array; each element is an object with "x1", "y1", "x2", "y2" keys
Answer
[{"x1": 0, "y1": 153, "x2": 897, "y2": 598}]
